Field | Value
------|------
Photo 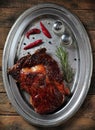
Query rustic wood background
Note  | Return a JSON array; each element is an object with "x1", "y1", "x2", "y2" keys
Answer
[{"x1": 0, "y1": 0, "x2": 95, "y2": 130}]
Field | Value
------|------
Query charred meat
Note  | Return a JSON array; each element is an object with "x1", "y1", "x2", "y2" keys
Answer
[{"x1": 8, "y1": 48, "x2": 70, "y2": 114}]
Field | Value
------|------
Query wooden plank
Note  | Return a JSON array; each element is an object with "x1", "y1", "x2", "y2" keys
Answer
[
  {"x1": 1, "y1": 73, "x2": 95, "y2": 94},
  {"x1": 0, "y1": 116, "x2": 95, "y2": 130},
  {"x1": 0, "y1": 93, "x2": 17, "y2": 115},
  {"x1": 0, "y1": 49, "x2": 5, "y2": 93},
  {"x1": 0, "y1": 91, "x2": 95, "y2": 116},
  {"x1": 1, "y1": 70, "x2": 95, "y2": 93},
  {"x1": 1, "y1": 66, "x2": 95, "y2": 94},
  {"x1": 0, "y1": 95, "x2": 95, "y2": 129},
  {"x1": 0, "y1": 50, "x2": 2, "y2": 69},
  {"x1": 0, "y1": 0, "x2": 95, "y2": 10},
  {"x1": 88, "y1": 51, "x2": 95, "y2": 94},
  {"x1": 78, "y1": 0, "x2": 95, "y2": 10},
  {"x1": 0, "y1": 116, "x2": 37, "y2": 130},
  {"x1": 1, "y1": 53, "x2": 95, "y2": 93},
  {"x1": 72, "y1": 10, "x2": 95, "y2": 30},
  {"x1": 0, "y1": 0, "x2": 37, "y2": 8},
  {"x1": 0, "y1": 8, "x2": 95, "y2": 30},
  {"x1": 89, "y1": 74, "x2": 95, "y2": 94},
  {"x1": 1, "y1": 28, "x2": 95, "y2": 52},
  {"x1": 93, "y1": 53, "x2": 95, "y2": 71},
  {"x1": 0, "y1": 28, "x2": 10, "y2": 50},
  {"x1": 0, "y1": 0, "x2": 78, "y2": 9},
  {"x1": 0, "y1": 71, "x2": 5, "y2": 93},
  {"x1": 0, "y1": 8, "x2": 26, "y2": 28},
  {"x1": 89, "y1": 31, "x2": 95, "y2": 52},
  {"x1": 1, "y1": 50, "x2": 95, "y2": 94},
  {"x1": 0, "y1": 9, "x2": 95, "y2": 52}
]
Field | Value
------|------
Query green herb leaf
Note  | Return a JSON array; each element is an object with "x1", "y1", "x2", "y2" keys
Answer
[{"x1": 56, "y1": 46, "x2": 73, "y2": 83}]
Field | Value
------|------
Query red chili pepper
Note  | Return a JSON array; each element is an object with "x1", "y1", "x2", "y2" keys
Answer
[
  {"x1": 26, "y1": 28, "x2": 41, "y2": 39},
  {"x1": 40, "y1": 22, "x2": 52, "y2": 38},
  {"x1": 24, "y1": 39, "x2": 43, "y2": 50}
]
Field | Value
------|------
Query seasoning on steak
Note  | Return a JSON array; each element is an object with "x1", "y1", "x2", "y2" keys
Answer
[{"x1": 8, "y1": 48, "x2": 70, "y2": 114}]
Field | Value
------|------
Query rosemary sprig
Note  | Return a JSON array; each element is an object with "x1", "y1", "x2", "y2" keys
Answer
[{"x1": 56, "y1": 46, "x2": 73, "y2": 83}]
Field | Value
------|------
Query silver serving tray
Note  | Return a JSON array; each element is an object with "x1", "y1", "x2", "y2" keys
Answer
[{"x1": 2, "y1": 3, "x2": 93, "y2": 127}]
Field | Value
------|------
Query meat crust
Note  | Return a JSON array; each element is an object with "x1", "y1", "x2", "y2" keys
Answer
[{"x1": 8, "y1": 48, "x2": 70, "y2": 114}]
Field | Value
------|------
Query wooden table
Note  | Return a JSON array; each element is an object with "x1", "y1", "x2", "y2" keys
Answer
[{"x1": 0, "y1": 0, "x2": 95, "y2": 129}]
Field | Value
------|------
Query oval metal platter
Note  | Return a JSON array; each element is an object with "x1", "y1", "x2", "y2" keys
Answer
[{"x1": 2, "y1": 3, "x2": 93, "y2": 127}]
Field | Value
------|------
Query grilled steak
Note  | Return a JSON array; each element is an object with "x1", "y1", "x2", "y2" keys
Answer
[{"x1": 8, "y1": 48, "x2": 70, "y2": 114}]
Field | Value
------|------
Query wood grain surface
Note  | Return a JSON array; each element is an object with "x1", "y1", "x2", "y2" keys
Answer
[{"x1": 0, "y1": 0, "x2": 95, "y2": 130}]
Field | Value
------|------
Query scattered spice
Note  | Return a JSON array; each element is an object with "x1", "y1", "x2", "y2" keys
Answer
[
  {"x1": 48, "y1": 41, "x2": 52, "y2": 44},
  {"x1": 24, "y1": 22, "x2": 52, "y2": 50},
  {"x1": 40, "y1": 21, "x2": 52, "y2": 38},
  {"x1": 26, "y1": 28, "x2": 41, "y2": 39},
  {"x1": 23, "y1": 43, "x2": 26, "y2": 45},
  {"x1": 24, "y1": 39, "x2": 43, "y2": 50}
]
